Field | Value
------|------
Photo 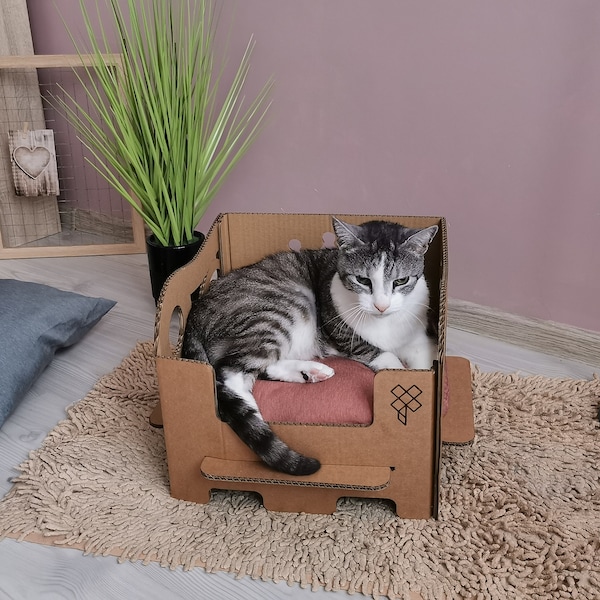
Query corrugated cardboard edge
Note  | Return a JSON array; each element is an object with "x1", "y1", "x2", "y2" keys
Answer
[
  {"x1": 442, "y1": 356, "x2": 475, "y2": 445},
  {"x1": 200, "y1": 458, "x2": 392, "y2": 491}
]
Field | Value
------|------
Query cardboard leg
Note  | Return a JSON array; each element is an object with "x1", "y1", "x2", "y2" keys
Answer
[{"x1": 441, "y1": 356, "x2": 475, "y2": 444}]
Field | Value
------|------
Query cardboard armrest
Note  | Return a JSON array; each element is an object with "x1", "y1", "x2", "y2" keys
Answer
[{"x1": 200, "y1": 457, "x2": 392, "y2": 491}]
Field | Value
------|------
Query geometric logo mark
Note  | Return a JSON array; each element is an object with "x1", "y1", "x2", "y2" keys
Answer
[{"x1": 390, "y1": 384, "x2": 423, "y2": 426}]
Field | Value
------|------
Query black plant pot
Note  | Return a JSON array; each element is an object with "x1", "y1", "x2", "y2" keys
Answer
[{"x1": 146, "y1": 232, "x2": 205, "y2": 303}]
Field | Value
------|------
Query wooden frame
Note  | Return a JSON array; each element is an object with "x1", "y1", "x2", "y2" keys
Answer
[{"x1": 0, "y1": 54, "x2": 146, "y2": 259}]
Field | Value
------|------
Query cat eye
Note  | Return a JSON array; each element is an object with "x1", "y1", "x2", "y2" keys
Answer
[
  {"x1": 393, "y1": 276, "x2": 410, "y2": 288},
  {"x1": 355, "y1": 276, "x2": 371, "y2": 288}
]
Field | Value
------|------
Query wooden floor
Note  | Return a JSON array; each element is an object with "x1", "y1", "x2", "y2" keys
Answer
[{"x1": 0, "y1": 253, "x2": 597, "y2": 600}]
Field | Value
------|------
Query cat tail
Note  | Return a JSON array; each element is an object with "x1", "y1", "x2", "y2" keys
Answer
[{"x1": 215, "y1": 377, "x2": 321, "y2": 476}]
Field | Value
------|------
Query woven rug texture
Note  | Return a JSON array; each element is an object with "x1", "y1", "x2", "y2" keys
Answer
[{"x1": 0, "y1": 342, "x2": 599, "y2": 599}]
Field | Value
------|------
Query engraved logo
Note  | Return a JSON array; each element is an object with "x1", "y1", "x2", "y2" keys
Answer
[{"x1": 390, "y1": 384, "x2": 423, "y2": 426}]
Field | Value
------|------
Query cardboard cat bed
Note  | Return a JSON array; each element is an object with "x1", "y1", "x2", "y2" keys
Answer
[{"x1": 151, "y1": 213, "x2": 474, "y2": 519}]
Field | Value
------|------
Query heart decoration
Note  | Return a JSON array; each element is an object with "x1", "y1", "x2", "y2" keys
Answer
[{"x1": 13, "y1": 146, "x2": 52, "y2": 179}]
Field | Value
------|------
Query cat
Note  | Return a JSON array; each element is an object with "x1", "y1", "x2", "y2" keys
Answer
[{"x1": 181, "y1": 217, "x2": 438, "y2": 476}]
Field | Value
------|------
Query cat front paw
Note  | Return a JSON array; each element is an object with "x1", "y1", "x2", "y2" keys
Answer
[
  {"x1": 301, "y1": 361, "x2": 335, "y2": 383},
  {"x1": 266, "y1": 359, "x2": 335, "y2": 383},
  {"x1": 370, "y1": 352, "x2": 405, "y2": 371}
]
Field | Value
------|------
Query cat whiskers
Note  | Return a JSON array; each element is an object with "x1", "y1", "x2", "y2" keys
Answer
[
  {"x1": 323, "y1": 303, "x2": 366, "y2": 353},
  {"x1": 347, "y1": 307, "x2": 368, "y2": 353},
  {"x1": 406, "y1": 301, "x2": 433, "y2": 329},
  {"x1": 396, "y1": 304, "x2": 429, "y2": 333}
]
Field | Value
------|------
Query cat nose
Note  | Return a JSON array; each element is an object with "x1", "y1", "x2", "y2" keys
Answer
[{"x1": 374, "y1": 302, "x2": 389, "y2": 313}]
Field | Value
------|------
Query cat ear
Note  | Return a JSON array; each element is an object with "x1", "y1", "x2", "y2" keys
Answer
[
  {"x1": 404, "y1": 225, "x2": 438, "y2": 255},
  {"x1": 332, "y1": 217, "x2": 365, "y2": 248}
]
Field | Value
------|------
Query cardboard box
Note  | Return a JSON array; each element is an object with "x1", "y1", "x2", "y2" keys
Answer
[{"x1": 152, "y1": 213, "x2": 473, "y2": 518}]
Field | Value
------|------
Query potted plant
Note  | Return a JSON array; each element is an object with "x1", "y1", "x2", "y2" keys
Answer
[{"x1": 57, "y1": 0, "x2": 272, "y2": 300}]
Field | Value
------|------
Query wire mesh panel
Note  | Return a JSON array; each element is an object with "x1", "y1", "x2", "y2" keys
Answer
[{"x1": 0, "y1": 55, "x2": 145, "y2": 258}]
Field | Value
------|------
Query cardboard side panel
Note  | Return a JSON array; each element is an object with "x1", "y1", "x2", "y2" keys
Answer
[
  {"x1": 372, "y1": 369, "x2": 437, "y2": 515},
  {"x1": 156, "y1": 357, "x2": 220, "y2": 502},
  {"x1": 159, "y1": 354, "x2": 438, "y2": 517},
  {"x1": 155, "y1": 220, "x2": 222, "y2": 358},
  {"x1": 433, "y1": 217, "x2": 448, "y2": 365}
]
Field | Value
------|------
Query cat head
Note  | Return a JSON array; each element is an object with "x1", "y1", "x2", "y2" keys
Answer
[{"x1": 332, "y1": 217, "x2": 438, "y2": 316}]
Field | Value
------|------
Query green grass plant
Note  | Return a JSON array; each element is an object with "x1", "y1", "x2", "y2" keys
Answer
[{"x1": 58, "y1": 0, "x2": 272, "y2": 247}]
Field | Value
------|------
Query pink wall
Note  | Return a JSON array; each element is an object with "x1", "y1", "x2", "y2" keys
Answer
[{"x1": 27, "y1": 0, "x2": 600, "y2": 333}]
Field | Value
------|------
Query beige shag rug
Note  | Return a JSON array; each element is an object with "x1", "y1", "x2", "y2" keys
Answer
[{"x1": 0, "y1": 342, "x2": 599, "y2": 599}]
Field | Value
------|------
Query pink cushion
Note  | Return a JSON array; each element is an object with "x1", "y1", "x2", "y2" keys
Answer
[{"x1": 253, "y1": 357, "x2": 374, "y2": 425}]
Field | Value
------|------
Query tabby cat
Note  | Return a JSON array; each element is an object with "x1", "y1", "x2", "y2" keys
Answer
[{"x1": 182, "y1": 217, "x2": 438, "y2": 476}]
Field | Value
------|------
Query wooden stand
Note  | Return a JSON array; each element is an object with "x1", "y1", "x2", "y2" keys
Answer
[
  {"x1": 0, "y1": 54, "x2": 146, "y2": 258},
  {"x1": 0, "y1": 1, "x2": 61, "y2": 248}
]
